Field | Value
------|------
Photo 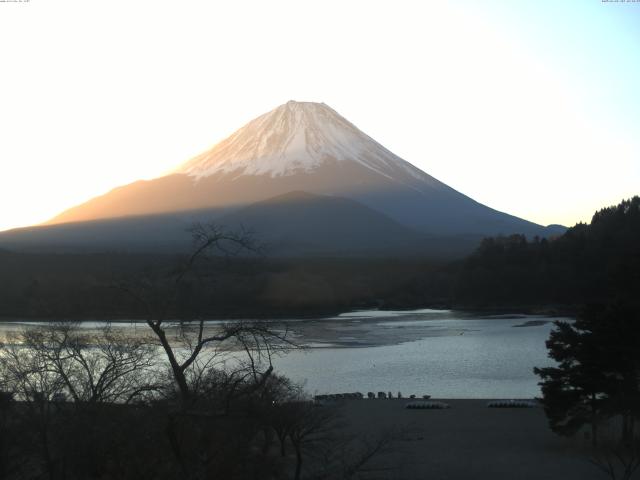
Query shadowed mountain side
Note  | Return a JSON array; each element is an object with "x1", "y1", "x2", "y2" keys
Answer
[
  {"x1": 0, "y1": 211, "x2": 202, "y2": 254},
  {"x1": 0, "y1": 192, "x2": 485, "y2": 258},
  {"x1": 48, "y1": 164, "x2": 562, "y2": 238},
  {"x1": 217, "y1": 191, "x2": 427, "y2": 255}
]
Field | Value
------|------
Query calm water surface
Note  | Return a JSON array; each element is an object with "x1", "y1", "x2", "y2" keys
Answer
[
  {"x1": 274, "y1": 309, "x2": 567, "y2": 398},
  {"x1": 0, "y1": 309, "x2": 569, "y2": 399}
]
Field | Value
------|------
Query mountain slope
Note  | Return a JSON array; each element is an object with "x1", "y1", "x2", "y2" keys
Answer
[
  {"x1": 0, "y1": 192, "x2": 437, "y2": 256},
  {"x1": 0, "y1": 211, "x2": 198, "y2": 253},
  {"x1": 219, "y1": 191, "x2": 427, "y2": 255},
  {"x1": 46, "y1": 101, "x2": 559, "y2": 239}
]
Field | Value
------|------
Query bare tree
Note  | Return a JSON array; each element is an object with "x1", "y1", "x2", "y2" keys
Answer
[
  {"x1": 0, "y1": 323, "x2": 163, "y2": 479},
  {"x1": 0, "y1": 332, "x2": 68, "y2": 480},
  {"x1": 285, "y1": 400, "x2": 342, "y2": 480},
  {"x1": 13, "y1": 323, "x2": 162, "y2": 404},
  {"x1": 118, "y1": 222, "x2": 295, "y2": 405},
  {"x1": 112, "y1": 222, "x2": 301, "y2": 480},
  {"x1": 276, "y1": 399, "x2": 397, "y2": 480}
]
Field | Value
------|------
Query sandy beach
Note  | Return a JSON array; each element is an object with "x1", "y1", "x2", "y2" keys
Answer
[{"x1": 336, "y1": 399, "x2": 602, "y2": 479}]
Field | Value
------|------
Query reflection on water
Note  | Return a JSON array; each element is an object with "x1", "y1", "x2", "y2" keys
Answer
[
  {"x1": 0, "y1": 309, "x2": 569, "y2": 399},
  {"x1": 275, "y1": 309, "x2": 568, "y2": 399}
]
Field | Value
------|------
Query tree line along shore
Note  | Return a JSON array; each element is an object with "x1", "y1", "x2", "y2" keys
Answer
[{"x1": 0, "y1": 197, "x2": 638, "y2": 320}]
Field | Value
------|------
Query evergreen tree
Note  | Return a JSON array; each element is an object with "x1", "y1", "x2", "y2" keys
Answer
[
  {"x1": 457, "y1": 196, "x2": 640, "y2": 308},
  {"x1": 535, "y1": 303, "x2": 640, "y2": 445}
]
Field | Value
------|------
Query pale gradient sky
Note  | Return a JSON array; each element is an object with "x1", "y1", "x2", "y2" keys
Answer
[{"x1": 1, "y1": 0, "x2": 638, "y2": 232}]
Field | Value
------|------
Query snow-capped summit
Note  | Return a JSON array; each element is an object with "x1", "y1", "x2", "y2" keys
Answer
[
  {"x1": 178, "y1": 101, "x2": 427, "y2": 183},
  {"x1": 37, "y1": 100, "x2": 560, "y2": 245}
]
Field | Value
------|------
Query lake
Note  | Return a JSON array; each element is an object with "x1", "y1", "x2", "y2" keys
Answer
[
  {"x1": 273, "y1": 309, "x2": 567, "y2": 399},
  {"x1": 0, "y1": 309, "x2": 569, "y2": 399}
]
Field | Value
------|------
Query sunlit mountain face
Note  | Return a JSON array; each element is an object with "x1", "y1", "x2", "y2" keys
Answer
[{"x1": 1, "y1": 101, "x2": 563, "y2": 256}]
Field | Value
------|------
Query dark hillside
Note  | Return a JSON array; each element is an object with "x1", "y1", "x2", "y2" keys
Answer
[{"x1": 455, "y1": 196, "x2": 640, "y2": 309}]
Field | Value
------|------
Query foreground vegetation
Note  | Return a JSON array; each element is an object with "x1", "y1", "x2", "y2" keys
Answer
[
  {"x1": 0, "y1": 197, "x2": 638, "y2": 478},
  {"x1": 0, "y1": 222, "x2": 398, "y2": 480},
  {"x1": 0, "y1": 323, "x2": 394, "y2": 480},
  {"x1": 534, "y1": 302, "x2": 640, "y2": 480},
  {"x1": 525, "y1": 198, "x2": 640, "y2": 479}
]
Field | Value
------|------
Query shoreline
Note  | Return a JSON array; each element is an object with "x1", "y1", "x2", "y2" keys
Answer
[{"x1": 0, "y1": 304, "x2": 577, "y2": 324}]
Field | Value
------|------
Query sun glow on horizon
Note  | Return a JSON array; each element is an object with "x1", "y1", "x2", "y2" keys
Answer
[{"x1": 0, "y1": 0, "x2": 638, "y2": 233}]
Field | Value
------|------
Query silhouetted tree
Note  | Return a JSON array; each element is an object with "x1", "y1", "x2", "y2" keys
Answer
[
  {"x1": 275, "y1": 396, "x2": 397, "y2": 480},
  {"x1": 534, "y1": 316, "x2": 608, "y2": 445},
  {"x1": 286, "y1": 400, "x2": 341, "y2": 480},
  {"x1": 457, "y1": 196, "x2": 640, "y2": 308},
  {"x1": 0, "y1": 323, "x2": 164, "y2": 479},
  {"x1": 535, "y1": 302, "x2": 640, "y2": 446},
  {"x1": 114, "y1": 223, "x2": 301, "y2": 480},
  {"x1": 15, "y1": 323, "x2": 162, "y2": 404},
  {"x1": 118, "y1": 222, "x2": 294, "y2": 404}
]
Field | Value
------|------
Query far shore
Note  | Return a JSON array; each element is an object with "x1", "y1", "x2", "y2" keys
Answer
[{"x1": 0, "y1": 303, "x2": 577, "y2": 324}]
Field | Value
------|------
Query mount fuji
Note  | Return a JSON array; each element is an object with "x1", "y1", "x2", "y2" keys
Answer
[{"x1": 0, "y1": 101, "x2": 563, "y2": 256}]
